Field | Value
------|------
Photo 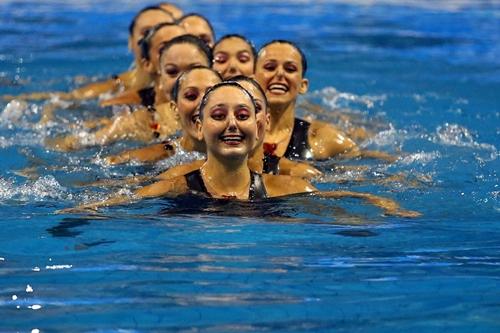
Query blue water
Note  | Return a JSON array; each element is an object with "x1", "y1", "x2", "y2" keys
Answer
[{"x1": 1, "y1": 0, "x2": 499, "y2": 331}]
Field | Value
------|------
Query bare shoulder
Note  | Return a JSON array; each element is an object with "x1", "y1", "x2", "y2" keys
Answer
[
  {"x1": 308, "y1": 120, "x2": 357, "y2": 159},
  {"x1": 262, "y1": 174, "x2": 316, "y2": 197},
  {"x1": 136, "y1": 176, "x2": 188, "y2": 198}
]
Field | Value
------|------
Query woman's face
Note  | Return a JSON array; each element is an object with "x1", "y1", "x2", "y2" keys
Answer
[
  {"x1": 237, "y1": 80, "x2": 269, "y2": 146},
  {"x1": 177, "y1": 69, "x2": 222, "y2": 140},
  {"x1": 213, "y1": 37, "x2": 254, "y2": 79},
  {"x1": 159, "y1": 43, "x2": 209, "y2": 101},
  {"x1": 254, "y1": 43, "x2": 308, "y2": 108},
  {"x1": 129, "y1": 10, "x2": 174, "y2": 63},
  {"x1": 179, "y1": 16, "x2": 214, "y2": 48},
  {"x1": 145, "y1": 25, "x2": 186, "y2": 74},
  {"x1": 199, "y1": 86, "x2": 257, "y2": 160}
]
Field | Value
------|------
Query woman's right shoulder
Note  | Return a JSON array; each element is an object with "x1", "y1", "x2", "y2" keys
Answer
[{"x1": 262, "y1": 174, "x2": 317, "y2": 197}]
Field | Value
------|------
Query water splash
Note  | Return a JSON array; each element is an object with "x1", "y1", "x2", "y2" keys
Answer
[
  {"x1": 311, "y1": 86, "x2": 386, "y2": 110},
  {"x1": 0, "y1": 175, "x2": 67, "y2": 201}
]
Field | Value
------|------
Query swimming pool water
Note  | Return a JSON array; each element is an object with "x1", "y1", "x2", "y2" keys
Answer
[{"x1": 1, "y1": 0, "x2": 499, "y2": 331}]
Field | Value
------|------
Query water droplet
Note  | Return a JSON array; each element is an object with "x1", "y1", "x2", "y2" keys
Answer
[{"x1": 26, "y1": 284, "x2": 33, "y2": 293}]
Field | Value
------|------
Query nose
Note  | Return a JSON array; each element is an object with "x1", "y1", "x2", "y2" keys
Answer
[
  {"x1": 227, "y1": 113, "x2": 238, "y2": 131},
  {"x1": 227, "y1": 59, "x2": 239, "y2": 76},
  {"x1": 275, "y1": 66, "x2": 285, "y2": 79}
]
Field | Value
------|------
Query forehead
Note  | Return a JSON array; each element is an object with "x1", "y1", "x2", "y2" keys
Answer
[
  {"x1": 134, "y1": 11, "x2": 173, "y2": 33},
  {"x1": 208, "y1": 86, "x2": 252, "y2": 105},
  {"x1": 151, "y1": 26, "x2": 185, "y2": 45},
  {"x1": 215, "y1": 38, "x2": 252, "y2": 53},
  {"x1": 182, "y1": 16, "x2": 210, "y2": 30},
  {"x1": 258, "y1": 43, "x2": 302, "y2": 64},
  {"x1": 162, "y1": 43, "x2": 208, "y2": 64},
  {"x1": 182, "y1": 70, "x2": 220, "y2": 86}
]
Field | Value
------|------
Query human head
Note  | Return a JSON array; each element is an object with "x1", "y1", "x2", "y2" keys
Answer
[
  {"x1": 172, "y1": 66, "x2": 222, "y2": 140},
  {"x1": 228, "y1": 75, "x2": 269, "y2": 146},
  {"x1": 139, "y1": 23, "x2": 186, "y2": 75},
  {"x1": 128, "y1": 6, "x2": 175, "y2": 62},
  {"x1": 158, "y1": 35, "x2": 213, "y2": 102},
  {"x1": 197, "y1": 82, "x2": 258, "y2": 161},
  {"x1": 212, "y1": 34, "x2": 256, "y2": 79},
  {"x1": 158, "y1": 2, "x2": 184, "y2": 20},
  {"x1": 178, "y1": 13, "x2": 215, "y2": 48},
  {"x1": 255, "y1": 40, "x2": 309, "y2": 108}
]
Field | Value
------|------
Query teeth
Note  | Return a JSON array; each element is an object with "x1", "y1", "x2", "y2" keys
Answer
[{"x1": 268, "y1": 83, "x2": 288, "y2": 91}]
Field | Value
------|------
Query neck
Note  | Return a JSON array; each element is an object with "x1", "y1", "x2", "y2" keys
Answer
[
  {"x1": 179, "y1": 134, "x2": 205, "y2": 153},
  {"x1": 201, "y1": 154, "x2": 251, "y2": 198},
  {"x1": 268, "y1": 100, "x2": 296, "y2": 135},
  {"x1": 248, "y1": 142, "x2": 264, "y2": 173}
]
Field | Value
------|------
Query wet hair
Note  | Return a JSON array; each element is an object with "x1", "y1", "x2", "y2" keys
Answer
[
  {"x1": 159, "y1": 34, "x2": 213, "y2": 66},
  {"x1": 171, "y1": 66, "x2": 222, "y2": 101},
  {"x1": 198, "y1": 81, "x2": 256, "y2": 121},
  {"x1": 128, "y1": 6, "x2": 174, "y2": 36},
  {"x1": 213, "y1": 34, "x2": 257, "y2": 60},
  {"x1": 226, "y1": 75, "x2": 268, "y2": 113},
  {"x1": 258, "y1": 40, "x2": 308, "y2": 76},
  {"x1": 139, "y1": 22, "x2": 178, "y2": 61},
  {"x1": 178, "y1": 13, "x2": 216, "y2": 42}
]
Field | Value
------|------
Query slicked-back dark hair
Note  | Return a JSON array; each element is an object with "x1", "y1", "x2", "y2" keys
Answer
[
  {"x1": 198, "y1": 81, "x2": 256, "y2": 121},
  {"x1": 258, "y1": 40, "x2": 308, "y2": 76},
  {"x1": 171, "y1": 66, "x2": 222, "y2": 102},
  {"x1": 159, "y1": 34, "x2": 213, "y2": 66},
  {"x1": 128, "y1": 6, "x2": 174, "y2": 36},
  {"x1": 139, "y1": 22, "x2": 178, "y2": 61}
]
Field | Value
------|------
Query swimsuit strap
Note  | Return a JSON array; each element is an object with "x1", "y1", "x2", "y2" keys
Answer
[
  {"x1": 284, "y1": 117, "x2": 312, "y2": 160},
  {"x1": 249, "y1": 172, "x2": 268, "y2": 200},
  {"x1": 185, "y1": 169, "x2": 210, "y2": 197},
  {"x1": 138, "y1": 86, "x2": 156, "y2": 108}
]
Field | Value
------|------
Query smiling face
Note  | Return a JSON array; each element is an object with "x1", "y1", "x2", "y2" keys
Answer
[
  {"x1": 143, "y1": 25, "x2": 186, "y2": 75},
  {"x1": 179, "y1": 16, "x2": 215, "y2": 47},
  {"x1": 237, "y1": 80, "x2": 269, "y2": 145},
  {"x1": 213, "y1": 37, "x2": 254, "y2": 79},
  {"x1": 129, "y1": 10, "x2": 174, "y2": 63},
  {"x1": 176, "y1": 69, "x2": 222, "y2": 140},
  {"x1": 254, "y1": 43, "x2": 309, "y2": 108},
  {"x1": 199, "y1": 85, "x2": 258, "y2": 161},
  {"x1": 159, "y1": 43, "x2": 210, "y2": 101}
]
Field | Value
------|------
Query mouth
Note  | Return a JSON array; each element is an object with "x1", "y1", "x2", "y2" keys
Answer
[
  {"x1": 267, "y1": 83, "x2": 289, "y2": 95},
  {"x1": 219, "y1": 133, "x2": 245, "y2": 146}
]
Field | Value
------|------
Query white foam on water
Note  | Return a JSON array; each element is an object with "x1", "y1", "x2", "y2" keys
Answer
[
  {"x1": 399, "y1": 151, "x2": 441, "y2": 166},
  {"x1": 311, "y1": 87, "x2": 387, "y2": 111},
  {"x1": 0, "y1": 175, "x2": 67, "y2": 202}
]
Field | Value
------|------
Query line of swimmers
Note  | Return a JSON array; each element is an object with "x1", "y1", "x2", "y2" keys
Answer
[{"x1": 2, "y1": 3, "x2": 419, "y2": 216}]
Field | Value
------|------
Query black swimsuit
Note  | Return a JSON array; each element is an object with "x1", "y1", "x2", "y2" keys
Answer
[
  {"x1": 185, "y1": 169, "x2": 268, "y2": 200},
  {"x1": 283, "y1": 118, "x2": 313, "y2": 160}
]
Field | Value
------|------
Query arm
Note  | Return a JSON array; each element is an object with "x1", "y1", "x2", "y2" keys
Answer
[
  {"x1": 314, "y1": 190, "x2": 420, "y2": 217},
  {"x1": 155, "y1": 159, "x2": 205, "y2": 180},
  {"x1": 99, "y1": 88, "x2": 142, "y2": 107},
  {"x1": 104, "y1": 141, "x2": 176, "y2": 165},
  {"x1": 278, "y1": 157, "x2": 322, "y2": 179}
]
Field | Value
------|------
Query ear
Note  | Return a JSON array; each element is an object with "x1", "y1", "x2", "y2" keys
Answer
[
  {"x1": 299, "y1": 78, "x2": 309, "y2": 95},
  {"x1": 141, "y1": 58, "x2": 155, "y2": 74},
  {"x1": 256, "y1": 117, "x2": 265, "y2": 143},
  {"x1": 195, "y1": 118, "x2": 204, "y2": 141}
]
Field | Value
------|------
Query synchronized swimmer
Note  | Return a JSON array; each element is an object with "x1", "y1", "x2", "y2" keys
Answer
[{"x1": 3, "y1": 2, "x2": 420, "y2": 218}]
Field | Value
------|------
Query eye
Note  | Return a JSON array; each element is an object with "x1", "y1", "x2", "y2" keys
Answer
[
  {"x1": 183, "y1": 89, "x2": 199, "y2": 101},
  {"x1": 263, "y1": 62, "x2": 276, "y2": 71},
  {"x1": 238, "y1": 52, "x2": 251, "y2": 63},
  {"x1": 210, "y1": 108, "x2": 226, "y2": 120},
  {"x1": 284, "y1": 63, "x2": 298, "y2": 73},
  {"x1": 214, "y1": 53, "x2": 228, "y2": 64},
  {"x1": 165, "y1": 66, "x2": 179, "y2": 77},
  {"x1": 255, "y1": 102, "x2": 263, "y2": 113},
  {"x1": 236, "y1": 108, "x2": 250, "y2": 120}
]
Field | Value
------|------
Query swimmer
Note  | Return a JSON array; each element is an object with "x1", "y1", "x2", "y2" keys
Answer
[
  {"x1": 178, "y1": 13, "x2": 215, "y2": 48},
  {"x1": 100, "y1": 22, "x2": 187, "y2": 108},
  {"x1": 46, "y1": 35, "x2": 212, "y2": 151},
  {"x1": 3, "y1": 6, "x2": 175, "y2": 102},
  {"x1": 255, "y1": 40, "x2": 395, "y2": 162},
  {"x1": 212, "y1": 34, "x2": 256, "y2": 79},
  {"x1": 63, "y1": 82, "x2": 419, "y2": 218}
]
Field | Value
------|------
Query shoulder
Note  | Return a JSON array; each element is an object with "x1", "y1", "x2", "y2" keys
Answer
[
  {"x1": 262, "y1": 174, "x2": 316, "y2": 197},
  {"x1": 308, "y1": 120, "x2": 357, "y2": 159}
]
